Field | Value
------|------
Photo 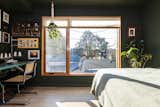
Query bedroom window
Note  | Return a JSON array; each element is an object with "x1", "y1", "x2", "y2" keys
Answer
[{"x1": 42, "y1": 17, "x2": 121, "y2": 76}]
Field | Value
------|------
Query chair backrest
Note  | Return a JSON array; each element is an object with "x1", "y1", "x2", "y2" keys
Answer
[
  {"x1": 25, "y1": 61, "x2": 35, "y2": 75},
  {"x1": 22, "y1": 61, "x2": 37, "y2": 83}
]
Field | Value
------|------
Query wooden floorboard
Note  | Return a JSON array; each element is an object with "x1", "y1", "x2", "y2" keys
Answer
[{"x1": 0, "y1": 87, "x2": 99, "y2": 107}]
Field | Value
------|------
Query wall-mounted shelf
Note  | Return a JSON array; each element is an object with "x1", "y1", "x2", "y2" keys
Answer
[
  {"x1": 11, "y1": 22, "x2": 40, "y2": 49},
  {"x1": 11, "y1": 21, "x2": 40, "y2": 60},
  {"x1": 17, "y1": 38, "x2": 39, "y2": 49},
  {"x1": 12, "y1": 35, "x2": 40, "y2": 38},
  {"x1": 12, "y1": 22, "x2": 40, "y2": 37}
]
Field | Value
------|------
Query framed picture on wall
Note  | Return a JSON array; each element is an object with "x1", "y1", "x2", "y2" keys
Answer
[
  {"x1": 3, "y1": 11, "x2": 9, "y2": 24},
  {"x1": 2, "y1": 32, "x2": 10, "y2": 43},
  {"x1": 128, "y1": 27, "x2": 136, "y2": 37},
  {"x1": 28, "y1": 50, "x2": 40, "y2": 60},
  {"x1": 0, "y1": 9, "x2": 1, "y2": 29}
]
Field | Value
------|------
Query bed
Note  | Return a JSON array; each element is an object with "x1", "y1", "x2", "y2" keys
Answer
[{"x1": 90, "y1": 68, "x2": 160, "y2": 107}]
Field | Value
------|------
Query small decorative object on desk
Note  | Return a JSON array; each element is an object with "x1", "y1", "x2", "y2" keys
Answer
[
  {"x1": 4, "y1": 53, "x2": 8, "y2": 58},
  {"x1": 8, "y1": 53, "x2": 11, "y2": 58},
  {"x1": 0, "y1": 53, "x2": 3, "y2": 59},
  {"x1": 14, "y1": 51, "x2": 17, "y2": 57},
  {"x1": 6, "y1": 59, "x2": 18, "y2": 64},
  {"x1": 18, "y1": 51, "x2": 22, "y2": 57}
]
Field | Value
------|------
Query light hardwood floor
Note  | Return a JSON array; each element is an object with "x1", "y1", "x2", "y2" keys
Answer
[{"x1": 1, "y1": 87, "x2": 99, "y2": 107}]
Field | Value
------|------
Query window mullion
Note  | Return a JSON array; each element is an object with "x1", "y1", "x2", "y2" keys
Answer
[{"x1": 66, "y1": 19, "x2": 71, "y2": 75}]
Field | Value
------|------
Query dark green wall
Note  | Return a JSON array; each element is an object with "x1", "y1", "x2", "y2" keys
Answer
[
  {"x1": 12, "y1": 6, "x2": 143, "y2": 86},
  {"x1": 0, "y1": 9, "x2": 11, "y2": 60},
  {"x1": 143, "y1": 0, "x2": 160, "y2": 67}
]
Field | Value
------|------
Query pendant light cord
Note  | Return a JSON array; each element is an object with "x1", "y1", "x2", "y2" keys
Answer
[{"x1": 51, "y1": 0, "x2": 54, "y2": 17}]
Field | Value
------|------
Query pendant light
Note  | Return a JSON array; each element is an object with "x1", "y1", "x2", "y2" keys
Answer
[
  {"x1": 48, "y1": 0, "x2": 56, "y2": 28},
  {"x1": 51, "y1": 0, "x2": 54, "y2": 17},
  {"x1": 48, "y1": 0, "x2": 59, "y2": 39}
]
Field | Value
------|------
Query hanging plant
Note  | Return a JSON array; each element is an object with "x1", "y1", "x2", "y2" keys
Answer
[{"x1": 48, "y1": 23, "x2": 60, "y2": 40}]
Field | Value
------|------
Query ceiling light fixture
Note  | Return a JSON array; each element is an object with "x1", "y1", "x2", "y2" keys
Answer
[
  {"x1": 51, "y1": 0, "x2": 54, "y2": 17},
  {"x1": 47, "y1": 0, "x2": 60, "y2": 39},
  {"x1": 48, "y1": 0, "x2": 56, "y2": 27}
]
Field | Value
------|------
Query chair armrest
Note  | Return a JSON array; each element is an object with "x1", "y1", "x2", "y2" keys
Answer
[{"x1": 16, "y1": 67, "x2": 24, "y2": 72}]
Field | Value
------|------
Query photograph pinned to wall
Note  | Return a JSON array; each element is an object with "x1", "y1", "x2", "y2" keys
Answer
[
  {"x1": 28, "y1": 50, "x2": 40, "y2": 60},
  {"x1": 2, "y1": 32, "x2": 10, "y2": 43},
  {"x1": 128, "y1": 27, "x2": 136, "y2": 37},
  {"x1": 3, "y1": 11, "x2": 9, "y2": 24}
]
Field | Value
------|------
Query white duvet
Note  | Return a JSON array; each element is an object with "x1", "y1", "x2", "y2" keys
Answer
[{"x1": 91, "y1": 68, "x2": 160, "y2": 107}]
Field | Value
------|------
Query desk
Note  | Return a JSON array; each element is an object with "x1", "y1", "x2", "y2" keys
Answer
[
  {"x1": 0, "y1": 61, "x2": 27, "y2": 71},
  {"x1": 0, "y1": 61, "x2": 28, "y2": 104}
]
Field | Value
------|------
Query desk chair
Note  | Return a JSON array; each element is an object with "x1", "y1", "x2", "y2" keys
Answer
[{"x1": 1, "y1": 61, "x2": 37, "y2": 104}]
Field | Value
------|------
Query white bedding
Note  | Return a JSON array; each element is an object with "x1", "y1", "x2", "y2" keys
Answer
[{"x1": 91, "y1": 68, "x2": 160, "y2": 107}]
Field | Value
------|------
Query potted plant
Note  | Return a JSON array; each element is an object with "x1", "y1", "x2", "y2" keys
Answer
[
  {"x1": 121, "y1": 40, "x2": 152, "y2": 68},
  {"x1": 47, "y1": 22, "x2": 60, "y2": 40}
]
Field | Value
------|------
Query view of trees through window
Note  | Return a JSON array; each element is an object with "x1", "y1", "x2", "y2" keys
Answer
[
  {"x1": 70, "y1": 28, "x2": 119, "y2": 73},
  {"x1": 44, "y1": 17, "x2": 121, "y2": 74}
]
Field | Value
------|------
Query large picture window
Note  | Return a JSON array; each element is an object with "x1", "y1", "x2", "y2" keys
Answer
[{"x1": 42, "y1": 17, "x2": 121, "y2": 76}]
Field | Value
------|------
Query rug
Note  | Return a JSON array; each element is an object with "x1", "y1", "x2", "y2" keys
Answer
[{"x1": 56, "y1": 100, "x2": 99, "y2": 107}]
